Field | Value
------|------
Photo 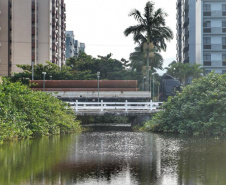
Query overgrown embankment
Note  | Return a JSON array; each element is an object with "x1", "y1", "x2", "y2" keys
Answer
[
  {"x1": 141, "y1": 73, "x2": 226, "y2": 135},
  {"x1": 0, "y1": 78, "x2": 81, "y2": 143}
]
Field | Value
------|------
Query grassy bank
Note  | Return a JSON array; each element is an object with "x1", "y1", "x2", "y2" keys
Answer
[{"x1": 0, "y1": 78, "x2": 81, "y2": 143}]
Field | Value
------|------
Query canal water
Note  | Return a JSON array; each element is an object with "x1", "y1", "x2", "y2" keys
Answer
[{"x1": 1, "y1": 127, "x2": 226, "y2": 185}]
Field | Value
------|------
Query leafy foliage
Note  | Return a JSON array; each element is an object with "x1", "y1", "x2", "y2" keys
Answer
[
  {"x1": 124, "y1": 1, "x2": 173, "y2": 52},
  {"x1": 142, "y1": 73, "x2": 226, "y2": 135},
  {"x1": 11, "y1": 53, "x2": 136, "y2": 82},
  {"x1": 165, "y1": 61, "x2": 203, "y2": 85},
  {"x1": 0, "y1": 78, "x2": 81, "y2": 142}
]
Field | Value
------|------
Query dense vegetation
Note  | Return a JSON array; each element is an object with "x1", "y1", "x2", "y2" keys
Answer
[
  {"x1": 165, "y1": 61, "x2": 203, "y2": 85},
  {"x1": 0, "y1": 78, "x2": 81, "y2": 142},
  {"x1": 142, "y1": 73, "x2": 226, "y2": 135}
]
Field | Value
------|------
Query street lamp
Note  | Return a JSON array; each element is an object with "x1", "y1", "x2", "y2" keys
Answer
[
  {"x1": 42, "y1": 72, "x2": 46, "y2": 91},
  {"x1": 142, "y1": 76, "x2": 146, "y2": 91},
  {"x1": 50, "y1": 75, "x2": 52, "y2": 80},
  {"x1": 97, "y1": 71, "x2": 100, "y2": 103},
  {"x1": 152, "y1": 73, "x2": 155, "y2": 101},
  {"x1": 31, "y1": 61, "x2": 34, "y2": 80}
]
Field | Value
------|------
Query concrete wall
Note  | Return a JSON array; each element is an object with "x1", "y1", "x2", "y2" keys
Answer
[
  {"x1": 188, "y1": 0, "x2": 196, "y2": 64},
  {"x1": 196, "y1": 0, "x2": 203, "y2": 65},
  {"x1": 11, "y1": 0, "x2": 32, "y2": 74},
  {"x1": 37, "y1": 0, "x2": 51, "y2": 65},
  {"x1": 0, "y1": 0, "x2": 9, "y2": 76}
]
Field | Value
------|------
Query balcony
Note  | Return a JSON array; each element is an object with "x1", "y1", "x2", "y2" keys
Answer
[
  {"x1": 203, "y1": 44, "x2": 225, "y2": 51},
  {"x1": 203, "y1": 11, "x2": 225, "y2": 17},
  {"x1": 203, "y1": 27, "x2": 226, "y2": 34}
]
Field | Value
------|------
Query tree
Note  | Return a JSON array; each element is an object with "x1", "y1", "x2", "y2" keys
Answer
[
  {"x1": 165, "y1": 62, "x2": 203, "y2": 85},
  {"x1": 124, "y1": 1, "x2": 173, "y2": 52},
  {"x1": 124, "y1": 1, "x2": 173, "y2": 90},
  {"x1": 142, "y1": 73, "x2": 226, "y2": 136}
]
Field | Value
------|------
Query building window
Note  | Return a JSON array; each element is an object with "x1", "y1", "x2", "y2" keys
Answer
[
  {"x1": 203, "y1": 53, "x2": 211, "y2": 66},
  {"x1": 203, "y1": 4, "x2": 211, "y2": 16},
  {"x1": 204, "y1": 61, "x2": 211, "y2": 66},
  {"x1": 203, "y1": 37, "x2": 211, "y2": 49},
  {"x1": 223, "y1": 21, "x2": 226, "y2": 27},
  {"x1": 222, "y1": 54, "x2": 226, "y2": 66},
  {"x1": 204, "y1": 53, "x2": 211, "y2": 60},
  {"x1": 223, "y1": 4, "x2": 226, "y2": 16},
  {"x1": 203, "y1": 21, "x2": 211, "y2": 27},
  {"x1": 222, "y1": 37, "x2": 226, "y2": 44},
  {"x1": 222, "y1": 4, "x2": 226, "y2": 11},
  {"x1": 203, "y1": 21, "x2": 211, "y2": 32},
  {"x1": 222, "y1": 70, "x2": 226, "y2": 74},
  {"x1": 204, "y1": 37, "x2": 211, "y2": 44},
  {"x1": 204, "y1": 4, "x2": 211, "y2": 11}
]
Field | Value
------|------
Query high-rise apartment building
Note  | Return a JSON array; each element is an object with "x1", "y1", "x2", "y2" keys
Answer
[
  {"x1": 196, "y1": 0, "x2": 226, "y2": 74},
  {"x1": 176, "y1": 0, "x2": 226, "y2": 74},
  {"x1": 176, "y1": 0, "x2": 196, "y2": 64},
  {"x1": 65, "y1": 31, "x2": 86, "y2": 59},
  {"x1": 65, "y1": 31, "x2": 75, "y2": 59},
  {"x1": 74, "y1": 40, "x2": 85, "y2": 57},
  {"x1": 0, "y1": 0, "x2": 66, "y2": 77}
]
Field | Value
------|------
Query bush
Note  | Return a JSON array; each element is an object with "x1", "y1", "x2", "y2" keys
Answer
[
  {"x1": 0, "y1": 78, "x2": 81, "y2": 142},
  {"x1": 142, "y1": 73, "x2": 226, "y2": 135}
]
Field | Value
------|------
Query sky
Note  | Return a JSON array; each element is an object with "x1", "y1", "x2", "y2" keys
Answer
[{"x1": 65, "y1": 0, "x2": 177, "y2": 73}]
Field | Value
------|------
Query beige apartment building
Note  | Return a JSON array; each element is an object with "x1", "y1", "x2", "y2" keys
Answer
[{"x1": 0, "y1": 0, "x2": 66, "y2": 76}]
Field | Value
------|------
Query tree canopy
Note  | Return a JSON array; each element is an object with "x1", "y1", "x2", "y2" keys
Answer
[
  {"x1": 142, "y1": 73, "x2": 226, "y2": 136},
  {"x1": 165, "y1": 61, "x2": 204, "y2": 85}
]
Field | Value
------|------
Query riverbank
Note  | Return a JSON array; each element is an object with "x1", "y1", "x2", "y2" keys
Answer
[{"x1": 0, "y1": 78, "x2": 81, "y2": 143}]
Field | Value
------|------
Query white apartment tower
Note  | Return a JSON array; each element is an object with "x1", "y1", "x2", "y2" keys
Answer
[{"x1": 0, "y1": 0, "x2": 66, "y2": 76}]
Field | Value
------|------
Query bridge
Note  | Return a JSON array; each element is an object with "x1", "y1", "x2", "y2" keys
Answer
[{"x1": 67, "y1": 100, "x2": 163, "y2": 116}]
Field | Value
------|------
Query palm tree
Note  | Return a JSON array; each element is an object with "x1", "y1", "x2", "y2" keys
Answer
[
  {"x1": 124, "y1": 1, "x2": 173, "y2": 51},
  {"x1": 129, "y1": 46, "x2": 163, "y2": 73},
  {"x1": 124, "y1": 1, "x2": 173, "y2": 90}
]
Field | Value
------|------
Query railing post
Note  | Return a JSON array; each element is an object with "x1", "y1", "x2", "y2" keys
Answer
[
  {"x1": 150, "y1": 100, "x2": 152, "y2": 112},
  {"x1": 125, "y1": 100, "x2": 128, "y2": 111},
  {"x1": 76, "y1": 100, "x2": 78, "y2": 112},
  {"x1": 101, "y1": 100, "x2": 103, "y2": 112}
]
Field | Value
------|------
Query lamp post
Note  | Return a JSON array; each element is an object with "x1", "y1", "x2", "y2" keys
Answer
[
  {"x1": 32, "y1": 62, "x2": 34, "y2": 80},
  {"x1": 97, "y1": 71, "x2": 100, "y2": 103},
  {"x1": 50, "y1": 75, "x2": 52, "y2": 80},
  {"x1": 42, "y1": 72, "x2": 46, "y2": 91},
  {"x1": 152, "y1": 73, "x2": 155, "y2": 101},
  {"x1": 142, "y1": 76, "x2": 146, "y2": 91}
]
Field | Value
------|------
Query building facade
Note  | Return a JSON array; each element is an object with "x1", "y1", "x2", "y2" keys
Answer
[
  {"x1": 0, "y1": 0, "x2": 66, "y2": 77},
  {"x1": 196, "y1": 0, "x2": 226, "y2": 74},
  {"x1": 65, "y1": 31, "x2": 75, "y2": 59},
  {"x1": 177, "y1": 0, "x2": 226, "y2": 74},
  {"x1": 74, "y1": 40, "x2": 85, "y2": 57},
  {"x1": 176, "y1": 0, "x2": 196, "y2": 64},
  {"x1": 65, "y1": 31, "x2": 86, "y2": 59}
]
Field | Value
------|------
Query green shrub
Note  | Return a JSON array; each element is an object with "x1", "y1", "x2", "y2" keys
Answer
[
  {"x1": 142, "y1": 73, "x2": 226, "y2": 135},
  {"x1": 0, "y1": 78, "x2": 81, "y2": 142}
]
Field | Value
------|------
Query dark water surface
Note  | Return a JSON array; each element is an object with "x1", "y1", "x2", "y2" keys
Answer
[{"x1": 1, "y1": 127, "x2": 226, "y2": 185}]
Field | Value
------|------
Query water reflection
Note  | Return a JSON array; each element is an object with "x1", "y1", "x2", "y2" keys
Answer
[{"x1": 1, "y1": 131, "x2": 226, "y2": 185}]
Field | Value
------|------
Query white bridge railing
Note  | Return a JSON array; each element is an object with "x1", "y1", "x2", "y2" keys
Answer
[{"x1": 67, "y1": 100, "x2": 162, "y2": 112}]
